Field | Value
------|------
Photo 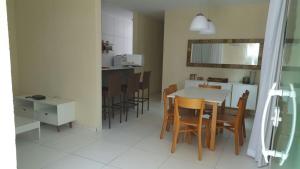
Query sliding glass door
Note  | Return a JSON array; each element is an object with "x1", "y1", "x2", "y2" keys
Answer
[{"x1": 269, "y1": 0, "x2": 300, "y2": 168}]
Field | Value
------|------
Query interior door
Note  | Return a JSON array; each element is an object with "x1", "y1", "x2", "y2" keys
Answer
[{"x1": 269, "y1": 0, "x2": 300, "y2": 168}]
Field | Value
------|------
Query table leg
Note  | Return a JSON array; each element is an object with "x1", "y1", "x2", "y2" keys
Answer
[
  {"x1": 221, "y1": 100, "x2": 225, "y2": 114},
  {"x1": 219, "y1": 100, "x2": 226, "y2": 134},
  {"x1": 69, "y1": 122, "x2": 73, "y2": 128},
  {"x1": 34, "y1": 127, "x2": 40, "y2": 140},
  {"x1": 209, "y1": 102, "x2": 218, "y2": 150}
]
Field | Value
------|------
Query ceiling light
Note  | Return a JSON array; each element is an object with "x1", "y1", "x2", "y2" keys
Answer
[
  {"x1": 200, "y1": 19, "x2": 216, "y2": 34},
  {"x1": 190, "y1": 13, "x2": 208, "y2": 31}
]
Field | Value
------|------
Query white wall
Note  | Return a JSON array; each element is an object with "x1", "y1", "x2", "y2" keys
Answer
[
  {"x1": 133, "y1": 12, "x2": 164, "y2": 94},
  {"x1": 102, "y1": 1, "x2": 133, "y2": 66},
  {"x1": 7, "y1": 0, "x2": 102, "y2": 129},
  {"x1": 0, "y1": 0, "x2": 17, "y2": 167},
  {"x1": 162, "y1": 4, "x2": 269, "y2": 89}
]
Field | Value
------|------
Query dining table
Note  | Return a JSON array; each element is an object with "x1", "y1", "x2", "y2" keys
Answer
[{"x1": 167, "y1": 87, "x2": 230, "y2": 151}]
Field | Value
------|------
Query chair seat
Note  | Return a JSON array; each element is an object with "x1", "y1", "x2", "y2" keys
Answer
[
  {"x1": 217, "y1": 114, "x2": 235, "y2": 125},
  {"x1": 181, "y1": 117, "x2": 210, "y2": 127}
]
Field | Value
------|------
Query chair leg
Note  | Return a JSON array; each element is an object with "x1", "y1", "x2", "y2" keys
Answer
[
  {"x1": 243, "y1": 120, "x2": 246, "y2": 138},
  {"x1": 205, "y1": 124, "x2": 210, "y2": 148},
  {"x1": 197, "y1": 127, "x2": 202, "y2": 160},
  {"x1": 136, "y1": 100, "x2": 139, "y2": 118},
  {"x1": 234, "y1": 129, "x2": 240, "y2": 155},
  {"x1": 112, "y1": 97, "x2": 114, "y2": 119},
  {"x1": 142, "y1": 89, "x2": 144, "y2": 114},
  {"x1": 188, "y1": 132, "x2": 193, "y2": 144},
  {"x1": 136, "y1": 91, "x2": 139, "y2": 118},
  {"x1": 171, "y1": 122, "x2": 180, "y2": 153},
  {"x1": 125, "y1": 96, "x2": 128, "y2": 122},
  {"x1": 108, "y1": 105, "x2": 111, "y2": 129},
  {"x1": 185, "y1": 130, "x2": 192, "y2": 144},
  {"x1": 147, "y1": 88, "x2": 150, "y2": 110},
  {"x1": 166, "y1": 121, "x2": 171, "y2": 131},
  {"x1": 239, "y1": 127, "x2": 244, "y2": 146},
  {"x1": 103, "y1": 96, "x2": 107, "y2": 120},
  {"x1": 160, "y1": 115, "x2": 168, "y2": 139},
  {"x1": 119, "y1": 95, "x2": 122, "y2": 123}
]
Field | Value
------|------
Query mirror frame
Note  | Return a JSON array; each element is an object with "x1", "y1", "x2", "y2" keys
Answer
[{"x1": 186, "y1": 39, "x2": 264, "y2": 69}]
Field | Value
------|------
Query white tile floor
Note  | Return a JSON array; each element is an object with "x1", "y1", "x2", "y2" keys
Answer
[{"x1": 16, "y1": 94, "x2": 262, "y2": 169}]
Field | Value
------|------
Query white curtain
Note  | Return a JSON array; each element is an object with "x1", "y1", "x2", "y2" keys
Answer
[{"x1": 247, "y1": 0, "x2": 288, "y2": 167}]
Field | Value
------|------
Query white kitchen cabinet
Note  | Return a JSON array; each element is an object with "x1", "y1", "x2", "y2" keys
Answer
[
  {"x1": 14, "y1": 96, "x2": 75, "y2": 132},
  {"x1": 231, "y1": 83, "x2": 258, "y2": 110}
]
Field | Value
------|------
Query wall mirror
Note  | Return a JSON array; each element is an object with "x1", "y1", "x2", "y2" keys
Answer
[{"x1": 187, "y1": 39, "x2": 264, "y2": 69}]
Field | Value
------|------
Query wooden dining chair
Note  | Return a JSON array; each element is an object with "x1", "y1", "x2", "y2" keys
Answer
[
  {"x1": 171, "y1": 96, "x2": 210, "y2": 160},
  {"x1": 160, "y1": 85, "x2": 177, "y2": 139},
  {"x1": 216, "y1": 96, "x2": 247, "y2": 155},
  {"x1": 198, "y1": 84, "x2": 222, "y2": 115},
  {"x1": 242, "y1": 90, "x2": 249, "y2": 139},
  {"x1": 168, "y1": 84, "x2": 178, "y2": 92},
  {"x1": 198, "y1": 84, "x2": 222, "y2": 90},
  {"x1": 226, "y1": 90, "x2": 249, "y2": 141}
]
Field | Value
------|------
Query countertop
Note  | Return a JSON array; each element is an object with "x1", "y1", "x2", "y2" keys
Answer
[{"x1": 102, "y1": 66, "x2": 142, "y2": 71}]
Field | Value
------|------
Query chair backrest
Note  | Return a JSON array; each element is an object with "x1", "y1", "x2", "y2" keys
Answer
[
  {"x1": 107, "y1": 73, "x2": 122, "y2": 97},
  {"x1": 163, "y1": 87, "x2": 176, "y2": 115},
  {"x1": 199, "y1": 84, "x2": 222, "y2": 90},
  {"x1": 241, "y1": 90, "x2": 250, "y2": 117},
  {"x1": 244, "y1": 90, "x2": 250, "y2": 98},
  {"x1": 235, "y1": 97, "x2": 247, "y2": 127},
  {"x1": 141, "y1": 71, "x2": 151, "y2": 89},
  {"x1": 168, "y1": 84, "x2": 178, "y2": 93},
  {"x1": 174, "y1": 96, "x2": 205, "y2": 126},
  {"x1": 167, "y1": 84, "x2": 178, "y2": 111},
  {"x1": 127, "y1": 73, "x2": 141, "y2": 94}
]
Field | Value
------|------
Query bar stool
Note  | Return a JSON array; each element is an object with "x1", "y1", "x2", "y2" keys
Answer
[
  {"x1": 102, "y1": 73, "x2": 123, "y2": 129},
  {"x1": 139, "y1": 71, "x2": 151, "y2": 114},
  {"x1": 122, "y1": 73, "x2": 141, "y2": 120}
]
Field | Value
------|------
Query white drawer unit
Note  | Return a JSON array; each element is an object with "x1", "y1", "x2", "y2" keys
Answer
[
  {"x1": 184, "y1": 80, "x2": 258, "y2": 110},
  {"x1": 14, "y1": 96, "x2": 75, "y2": 132},
  {"x1": 184, "y1": 80, "x2": 206, "y2": 88}
]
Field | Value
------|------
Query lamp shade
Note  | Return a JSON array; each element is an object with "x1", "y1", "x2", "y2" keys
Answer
[
  {"x1": 200, "y1": 19, "x2": 216, "y2": 34},
  {"x1": 190, "y1": 13, "x2": 208, "y2": 31}
]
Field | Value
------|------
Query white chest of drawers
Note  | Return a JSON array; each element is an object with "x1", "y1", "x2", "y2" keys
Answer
[{"x1": 14, "y1": 96, "x2": 75, "y2": 131}]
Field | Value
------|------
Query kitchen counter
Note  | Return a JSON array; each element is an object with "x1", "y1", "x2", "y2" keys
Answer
[{"x1": 102, "y1": 66, "x2": 142, "y2": 71}]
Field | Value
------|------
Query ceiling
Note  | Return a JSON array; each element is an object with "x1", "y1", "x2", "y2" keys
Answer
[{"x1": 102, "y1": 0, "x2": 269, "y2": 19}]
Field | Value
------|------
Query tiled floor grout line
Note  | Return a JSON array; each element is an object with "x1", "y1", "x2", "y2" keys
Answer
[
  {"x1": 104, "y1": 129, "x2": 155, "y2": 166},
  {"x1": 213, "y1": 135, "x2": 229, "y2": 169},
  {"x1": 157, "y1": 155, "x2": 172, "y2": 169},
  {"x1": 17, "y1": 95, "x2": 258, "y2": 169}
]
